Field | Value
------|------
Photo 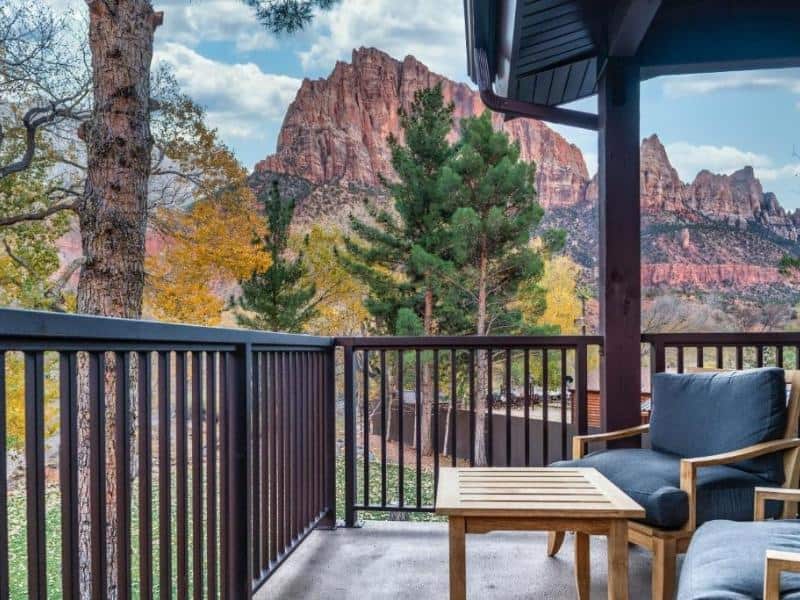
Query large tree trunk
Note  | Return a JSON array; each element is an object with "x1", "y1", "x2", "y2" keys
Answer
[
  {"x1": 76, "y1": 2, "x2": 160, "y2": 597},
  {"x1": 474, "y1": 239, "x2": 489, "y2": 466}
]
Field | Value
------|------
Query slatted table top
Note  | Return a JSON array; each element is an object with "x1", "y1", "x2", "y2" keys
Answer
[{"x1": 435, "y1": 467, "x2": 645, "y2": 519}]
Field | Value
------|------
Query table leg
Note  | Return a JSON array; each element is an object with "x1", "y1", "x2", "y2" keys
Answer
[
  {"x1": 574, "y1": 532, "x2": 590, "y2": 599},
  {"x1": 606, "y1": 520, "x2": 629, "y2": 600},
  {"x1": 449, "y1": 516, "x2": 466, "y2": 600}
]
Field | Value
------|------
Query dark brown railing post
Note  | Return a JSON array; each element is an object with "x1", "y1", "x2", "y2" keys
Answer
[
  {"x1": 575, "y1": 341, "x2": 589, "y2": 438},
  {"x1": 650, "y1": 339, "x2": 666, "y2": 376},
  {"x1": 225, "y1": 343, "x2": 252, "y2": 598},
  {"x1": 320, "y1": 346, "x2": 338, "y2": 529},
  {"x1": 343, "y1": 343, "x2": 357, "y2": 527}
]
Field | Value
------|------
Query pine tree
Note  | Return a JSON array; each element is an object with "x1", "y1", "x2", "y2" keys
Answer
[
  {"x1": 340, "y1": 84, "x2": 465, "y2": 454},
  {"x1": 234, "y1": 181, "x2": 317, "y2": 332},
  {"x1": 443, "y1": 111, "x2": 555, "y2": 465}
]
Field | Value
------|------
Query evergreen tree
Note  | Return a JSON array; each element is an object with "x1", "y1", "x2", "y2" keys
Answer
[
  {"x1": 340, "y1": 84, "x2": 464, "y2": 454},
  {"x1": 234, "y1": 181, "x2": 317, "y2": 332},
  {"x1": 443, "y1": 111, "x2": 557, "y2": 465}
]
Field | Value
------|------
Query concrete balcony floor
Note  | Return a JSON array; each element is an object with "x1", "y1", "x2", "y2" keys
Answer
[{"x1": 256, "y1": 521, "x2": 661, "y2": 599}]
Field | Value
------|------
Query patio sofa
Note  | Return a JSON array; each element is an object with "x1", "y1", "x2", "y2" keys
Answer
[
  {"x1": 677, "y1": 487, "x2": 800, "y2": 599},
  {"x1": 548, "y1": 368, "x2": 800, "y2": 600}
]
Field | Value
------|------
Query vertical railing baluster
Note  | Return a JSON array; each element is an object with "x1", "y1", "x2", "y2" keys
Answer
[
  {"x1": 397, "y1": 349, "x2": 404, "y2": 508},
  {"x1": 219, "y1": 353, "x2": 228, "y2": 600},
  {"x1": 487, "y1": 349, "x2": 493, "y2": 467},
  {"x1": 191, "y1": 352, "x2": 203, "y2": 599},
  {"x1": 250, "y1": 352, "x2": 260, "y2": 581},
  {"x1": 757, "y1": 345, "x2": 764, "y2": 368},
  {"x1": 60, "y1": 351, "x2": 80, "y2": 600},
  {"x1": 415, "y1": 350, "x2": 422, "y2": 509},
  {"x1": 469, "y1": 349, "x2": 475, "y2": 467},
  {"x1": 323, "y1": 346, "x2": 337, "y2": 528},
  {"x1": 523, "y1": 349, "x2": 531, "y2": 466},
  {"x1": 560, "y1": 349, "x2": 567, "y2": 461},
  {"x1": 380, "y1": 350, "x2": 387, "y2": 508},
  {"x1": 363, "y1": 350, "x2": 369, "y2": 508},
  {"x1": 677, "y1": 346, "x2": 684, "y2": 373},
  {"x1": 736, "y1": 345, "x2": 744, "y2": 370},
  {"x1": 291, "y1": 352, "x2": 299, "y2": 540},
  {"x1": 778, "y1": 346, "x2": 785, "y2": 369},
  {"x1": 716, "y1": 345, "x2": 723, "y2": 369},
  {"x1": 542, "y1": 349, "x2": 549, "y2": 467},
  {"x1": 432, "y1": 349, "x2": 439, "y2": 501},
  {"x1": 157, "y1": 352, "x2": 171, "y2": 600},
  {"x1": 696, "y1": 345, "x2": 703, "y2": 368},
  {"x1": 450, "y1": 348, "x2": 457, "y2": 468},
  {"x1": 89, "y1": 351, "x2": 107, "y2": 600},
  {"x1": 205, "y1": 353, "x2": 216, "y2": 600},
  {"x1": 280, "y1": 352, "x2": 289, "y2": 551},
  {"x1": 25, "y1": 351, "x2": 46, "y2": 599},
  {"x1": 504, "y1": 349, "x2": 512, "y2": 467},
  {"x1": 260, "y1": 352, "x2": 269, "y2": 574},
  {"x1": 116, "y1": 352, "x2": 132, "y2": 600},
  {"x1": 176, "y1": 352, "x2": 188, "y2": 599},
  {"x1": 343, "y1": 345, "x2": 356, "y2": 526},
  {"x1": 267, "y1": 352, "x2": 278, "y2": 563},
  {"x1": 137, "y1": 352, "x2": 153, "y2": 600},
  {"x1": 576, "y1": 343, "x2": 588, "y2": 437}
]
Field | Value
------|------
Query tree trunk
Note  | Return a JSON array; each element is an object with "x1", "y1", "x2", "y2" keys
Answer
[
  {"x1": 421, "y1": 287, "x2": 434, "y2": 456},
  {"x1": 474, "y1": 239, "x2": 489, "y2": 466},
  {"x1": 76, "y1": 2, "x2": 160, "y2": 597}
]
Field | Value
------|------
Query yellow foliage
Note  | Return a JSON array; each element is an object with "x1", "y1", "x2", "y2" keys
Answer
[
  {"x1": 292, "y1": 226, "x2": 369, "y2": 336},
  {"x1": 4, "y1": 353, "x2": 60, "y2": 449},
  {"x1": 539, "y1": 255, "x2": 583, "y2": 334},
  {"x1": 145, "y1": 197, "x2": 269, "y2": 325}
]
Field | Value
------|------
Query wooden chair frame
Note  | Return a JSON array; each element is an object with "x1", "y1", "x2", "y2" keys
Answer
[
  {"x1": 548, "y1": 369, "x2": 800, "y2": 600},
  {"x1": 755, "y1": 487, "x2": 800, "y2": 600}
]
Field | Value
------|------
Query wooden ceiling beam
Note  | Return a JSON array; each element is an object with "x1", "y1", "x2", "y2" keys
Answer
[{"x1": 607, "y1": 0, "x2": 662, "y2": 57}]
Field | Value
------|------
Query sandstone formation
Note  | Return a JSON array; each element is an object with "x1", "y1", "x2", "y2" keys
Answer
[{"x1": 254, "y1": 47, "x2": 800, "y2": 297}]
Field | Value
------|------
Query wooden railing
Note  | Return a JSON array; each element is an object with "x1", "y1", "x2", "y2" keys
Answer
[
  {"x1": 337, "y1": 336, "x2": 603, "y2": 525},
  {"x1": 0, "y1": 308, "x2": 335, "y2": 599}
]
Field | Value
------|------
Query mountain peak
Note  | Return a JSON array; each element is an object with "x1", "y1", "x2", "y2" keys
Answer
[{"x1": 255, "y1": 47, "x2": 588, "y2": 207}]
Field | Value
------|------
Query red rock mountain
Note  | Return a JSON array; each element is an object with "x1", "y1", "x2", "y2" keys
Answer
[
  {"x1": 256, "y1": 47, "x2": 589, "y2": 211},
  {"x1": 254, "y1": 47, "x2": 800, "y2": 298}
]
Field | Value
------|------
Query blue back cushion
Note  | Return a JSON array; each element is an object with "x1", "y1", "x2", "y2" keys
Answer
[{"x1": 650, "y1": 368, "x2": 787, "y2": 482}]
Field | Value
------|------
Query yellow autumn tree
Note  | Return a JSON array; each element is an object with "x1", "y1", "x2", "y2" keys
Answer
[
  {"x1": 518, "y1": 254, "x2": 583, "y2": 334},
  {"x1": 144, "y1": 92, "x2": 269, "y2": 325},
  {"x1": 291, "y1": 225, "x2": 369, "y2": 335}
]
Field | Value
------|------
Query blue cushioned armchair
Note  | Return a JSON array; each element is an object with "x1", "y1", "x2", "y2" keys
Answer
[
  {"x1": 547, "y1": 368, "x2": 800, "y2": 600},
  {"x1": 677, "y1": 486, "x2": 800, "y2": 599}
]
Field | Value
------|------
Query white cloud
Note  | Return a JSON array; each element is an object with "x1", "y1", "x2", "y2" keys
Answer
[
  {"x1": 298, "y1": 0, "x2": 468, "y2": 80},
  {"x1": 662, "y1": 70, "x2": 800, "y2": 98},
  {"x1": 153, "y1": 0, "x2": 275, "y2": 52},
  {"x1": 664, "y1": 141, "x2": 800, "y2": 185},
  {"x1": 154, "y1": 43, "x2": 301, "y2": 140}
]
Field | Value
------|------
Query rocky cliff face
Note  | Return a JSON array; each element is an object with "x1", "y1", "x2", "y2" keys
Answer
[
  {"x1": 256, "y1": 47, "x2": 589, "y2": 211},
  {"x1": 253, "y1": 47, "x2": 800, "y2": 298}
]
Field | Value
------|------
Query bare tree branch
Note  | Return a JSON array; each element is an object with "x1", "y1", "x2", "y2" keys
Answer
[{"x1": 0, "y1": 199, "x2": 77, "y2": 226}]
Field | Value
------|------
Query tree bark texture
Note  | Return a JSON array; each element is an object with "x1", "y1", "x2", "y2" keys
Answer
[
  {"x1": 474, "y1": 239, "x2": 489, "y2": 466},
  {"x1": 76, "y1": 2, "x2": 160, "y2": 598}
]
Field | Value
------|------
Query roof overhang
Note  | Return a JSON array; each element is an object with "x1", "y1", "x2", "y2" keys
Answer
[{"x1": 464, "y1": 0, "x2": 800, "y2": 128}]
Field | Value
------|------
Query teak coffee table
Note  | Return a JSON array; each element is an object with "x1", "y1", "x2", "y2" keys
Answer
[{"x1": 435, "y1": 467, "x2": 645, "y2": 600}]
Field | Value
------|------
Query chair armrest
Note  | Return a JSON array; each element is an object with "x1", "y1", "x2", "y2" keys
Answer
[
  {"x1": 754, "y1": 487, "x2": 800, "y2": 520},
  {"x1": 679, "y1": 438, "x2": 800, "y2": 530},
  {"x1": 571, "y1": 424, "x2": 649, "y2": 459},
  {"x1": 764, "y1": 549, "x2": 800, "y2": 600}
]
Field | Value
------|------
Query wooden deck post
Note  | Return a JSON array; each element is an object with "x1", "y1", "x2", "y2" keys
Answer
[{"x1": 598, "y1": 57, "x2": 642, "y2": 437}]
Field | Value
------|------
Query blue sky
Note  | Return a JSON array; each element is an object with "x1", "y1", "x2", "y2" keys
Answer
[{"x1": 60, "y1": 0, "x2": 800, "y2": 209}]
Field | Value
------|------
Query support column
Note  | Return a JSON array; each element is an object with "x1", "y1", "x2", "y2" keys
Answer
[{"x1": 598, "y1": 57, "x2": 642, "y2": 435}]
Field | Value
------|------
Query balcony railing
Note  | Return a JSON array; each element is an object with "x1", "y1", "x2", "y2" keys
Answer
[
  {"x1": 5, "y1": 307, "x2": 800, "y2": 598},
  {"x1": 337, "y1": 335, "x2": 603, "y2": 526},
  {"x1": 0, "y1": 308, "x2": 335, "y2": 599}
]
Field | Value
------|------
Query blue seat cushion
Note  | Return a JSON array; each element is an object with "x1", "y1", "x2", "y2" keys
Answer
[
  {"x1": 650, "y1": 368, "x2": 787, "y2": 482},
  {"x1": 678, "y1": 519, "x2": 800, "y2": 599},
  {"x1": 552, "y1": 448, "x2": 781, "y2": 529}
]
